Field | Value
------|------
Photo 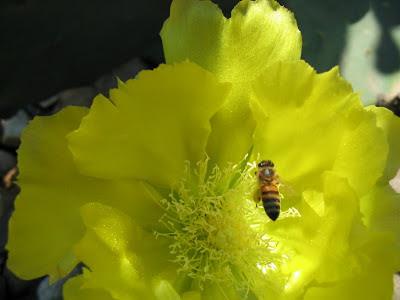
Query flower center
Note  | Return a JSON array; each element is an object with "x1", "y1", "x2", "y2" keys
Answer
[{"x1": 155, "y1": 156, "x2": 289, "y2": 293}]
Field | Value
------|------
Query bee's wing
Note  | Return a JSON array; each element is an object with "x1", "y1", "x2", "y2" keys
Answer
[
  {"x1": 276, "y1": 177, "x2": 303, "y2": 218},
  {"x1": 278, "y1": 177, "x2": 298, "y2": 199}
]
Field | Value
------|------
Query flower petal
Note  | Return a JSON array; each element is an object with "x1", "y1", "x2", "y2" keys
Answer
[
  {"x1": 366, "y1": 106, "x2": 400, "y2": 181},
  {"x1": 73, "y1": 203, "x2": 146, "y2": 300},
  {"x1": 161, "y1": 0, "x2": 301, "y2": 83},
  {"x1": 162, "y1": 0, "x2": 301, "y2": 167},
  {"x1": 68, "y1": 62, "x2": 230, "y2": 187},
  {"x1": 330, "y1": 108, "x2": 387, "y2": 196},
  {"x1": 361, "y1": 183, "x2": 400, "y2": 256},
  {"x1": 285, "y1": 172, "x2": 359, "y2": 297},
  {"x1": 266, "y1": 171, "x2": 396, "y2": 298},
  {"x1": 153, "y1": 280, "x2": 180, "y2": 300},
  {"x1": 181, "y1": 291, "x2": 201, "y2": 300},
  {"x1": 252, "y1": 60, "x2": 386, "y2": 196},
  {"x1": 7, "y1": 107, "x2": 164, "y2": 281},
  {"x1": 202, "y1": 282, "x2": 243, "y2": 300},
  {"x1": 7, "y1": 107, "x2": 88, "y2": 280},
  {"x1": 303, "y1": 235, "x2": 397, "y2": 300},
  {"x1": 71, "y1": 202, "x2": 175, "y2": 300},
  {"x1": 206, "y1": 89, "x2": 256, "y2": 166},
  {"x1": 63, "y1": 276, "x2": 115, "y2": 300}
]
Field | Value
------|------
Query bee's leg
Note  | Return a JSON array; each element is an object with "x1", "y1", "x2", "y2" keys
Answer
[{"x1": 253, "y1": 190, "x2": 261, "y2": 208}]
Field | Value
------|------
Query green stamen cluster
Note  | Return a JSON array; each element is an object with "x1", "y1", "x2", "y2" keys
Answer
[{"x1": 155, "y1": 157, "x2": 288, "y2": 293}]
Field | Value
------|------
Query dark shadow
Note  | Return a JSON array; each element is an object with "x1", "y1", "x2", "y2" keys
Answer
[
  {"x1": 280, "y1": 0, "x2": 370, "y2": 72},
  {"x1": 372, "y1": 0, "x2": 400, "y2": 73},
  {"x1": 281, "y1": 0, "x2": 400, "y2": 76},
  {"x1": 1, "y1": 0, "x2": 399, "y2": 117},
  {"x1": 0, "y1": 0, "x2": 172, "y2": 118}
]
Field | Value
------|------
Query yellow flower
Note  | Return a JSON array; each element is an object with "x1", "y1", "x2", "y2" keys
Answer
[{"x1": 6, "y1": 0, "x2": 400, "y2": 299}]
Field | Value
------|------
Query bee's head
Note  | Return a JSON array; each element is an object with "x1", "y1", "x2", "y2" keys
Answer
[{"x1": 258, "y1": 160, "x2": 274, "y2": 168}]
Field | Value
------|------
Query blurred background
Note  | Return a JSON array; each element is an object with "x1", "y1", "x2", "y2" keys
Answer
[{"x1": 0, "y1": 0, "x2": 399, "y2": 299}]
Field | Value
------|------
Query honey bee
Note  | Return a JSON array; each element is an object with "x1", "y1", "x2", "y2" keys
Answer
[{"x1": 255, "y1": 160, "x2": 280, "y2": 221}]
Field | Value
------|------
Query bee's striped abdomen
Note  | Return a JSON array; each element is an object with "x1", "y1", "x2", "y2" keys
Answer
[
  {"x1": 261, "y1": 191, "x2": 280, "y2": 221},
  {"x1": 256, "y1": 160, "x2": 281, "y2": 221}
]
